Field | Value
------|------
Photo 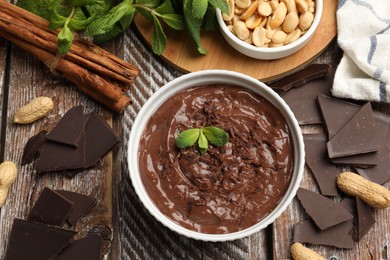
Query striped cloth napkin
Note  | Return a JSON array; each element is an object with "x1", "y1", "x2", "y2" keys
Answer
[{"x1": 332, "y1": 0, "x2": 390, "y2": 103}]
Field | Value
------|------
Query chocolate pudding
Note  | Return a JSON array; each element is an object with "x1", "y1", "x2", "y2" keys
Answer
[{"x1": 138, "y1": 85, "x2": 294, "y2": 234}]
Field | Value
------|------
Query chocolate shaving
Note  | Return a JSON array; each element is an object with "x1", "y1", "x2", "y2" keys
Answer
[
  {"x1": 5, "y1": 218, "x2": 76, "y2": 260},
  {"x1": 27, "y1": 188, "x2": 73, "y2": 226},
  {"x1": 296, "y1": 188, "x2": 353, "y2": 230}
]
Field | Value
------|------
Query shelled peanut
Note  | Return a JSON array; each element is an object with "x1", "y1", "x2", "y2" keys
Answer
[{"x1": 223, "y1": 0, "x2": 316, "y2": 47}]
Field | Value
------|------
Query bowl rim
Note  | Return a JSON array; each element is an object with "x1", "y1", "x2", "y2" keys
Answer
[
  {"x1": 127, "y1": 70, "x2": 305, "y2": 242},
  {"x1": 216, "y1": 0, "x2": 323, "y2": 54}
]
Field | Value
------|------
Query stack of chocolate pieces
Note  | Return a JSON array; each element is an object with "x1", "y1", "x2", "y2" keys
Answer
[
  {"x1": 5, "y1": 187, "x2": 101, "y2": 260},
  {"x1": 269, "y1": 64, "x2": 390, "y2": 248},
  {"x1": 22, "y1": 106, "x2": 119, "y2": 174}
]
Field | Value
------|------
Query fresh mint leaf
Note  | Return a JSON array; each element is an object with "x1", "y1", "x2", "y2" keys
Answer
[
  {"x1": 93, "y1": 11, "x2": 135, "y2": 43},
  {"x1": 208, "y1": 0, "x2": 229, "y2": 15},
  {"x1": 176, "y1": 129, "x2": 200, "y2": 148},
  {"x1": 135, "y1": 0, "x2": 160, "y2": 8},
  {"x1": 202, "y1": 126, "x2": 229, "y2": 147},
  {"x1": 85, "y1": 0, "x2": 134, "y2": 36},
  {"x1": 66, "y1": 0, "x2": 96, "y2": 7},
  {"x1": 57, "y1": 26, "x2": 73, "y2": 54},
  {"x1": 192, "y1": 0, "x2": 208, "y2": 19},
  {"x1": 198, "y1": 131, "x2": 208, "y2": 154},
  {"x1": 155, "y1": 0, "x2": 176, "y2": 14},
  {"x1": 161, "y1": 14, "x2": 185, "y2": 30},
  {"x1": 68, "y1": 8, "x2": 95, "y2": 31},
  {"x1": 16, "y1": 0, "x2": 60, "y2": 21},
  {"x1": 183, "y1": 0, "x2": 207, "y2": 54},
  {"x1": 202, "y1": 6, "x2": 217, "y2": 31},
  {"x1": 84, "y1": 0, "x2": 112, "y2": 17},
  {"x1": 48, "y1": 5, "x2": 71, "y2": 30},
  {"x1": 151, "y1": 14, "x2": 167, "y2": 55}
]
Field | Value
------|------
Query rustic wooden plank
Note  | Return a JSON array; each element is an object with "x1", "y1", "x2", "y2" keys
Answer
[
  {"x1": 0, "y1": 36, "x2": 8, "y2": 150},
  {"x1": 0, "y1": 35, "x2": 114, "y2": 260}
]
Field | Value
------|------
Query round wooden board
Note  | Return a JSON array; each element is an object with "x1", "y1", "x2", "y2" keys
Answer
[{"x1": 134, "y1": 1, "x2": 337, "y2": 81}]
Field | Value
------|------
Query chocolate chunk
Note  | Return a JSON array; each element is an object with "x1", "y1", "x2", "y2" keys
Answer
[
  {"x1": 84, "y1": 112, "x2": 119, "y2": 168},
  {"x1": 56, "y1": 234, "x2": 103, "y2": 260},
  {"x1": 331, "y1": 152, "x2": 379, "y2": 167},
  {"x1": 22, "y1": 130, "x2": 47, "y2": 165},
  {"x1": 5, "y1": 218, "x2": 76, "y2": 260},
  {"x1": 55, "y1": 190, "x2": 97, "y2": 226},
  {"x1": 317, "y1": 94, "x2": 360, "y2": 139},
  {"x1": 303, "y1": 134, "x2": 339, "y2": 196},
  {"x1": 35, "y1": 137, "x2": 85, "y2": 172},
  {"x1": 354, "y1": 130, "x2": 390, "y2": 184},
  {"x1": 46, "y1": 111, "x2": 89, "y2": 147},
  {"x1": 268, "y1": 64, "x2": 331, "y2": 92},
  {"x1": 296, "y1": 188, "x2": 353, "y2": 230},
  {"x1": 327, "y1": 103, "x2": 382, "y2": 158},
  {"x1": 293, "y1": 219, "x2": 354, "y2": 249},
  {"x1": 355, "y1": 198, "x2": 375, "y2": 241},
  {"x1": 28, "y1": 188, "x2": 73, "y2": 226},
  {"x1": 281, "y1": 71, "x2": 333, "y2": 125}
]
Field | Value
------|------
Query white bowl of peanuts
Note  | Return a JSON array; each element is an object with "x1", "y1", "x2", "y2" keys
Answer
[{"x1": 217, "y1": 0, "x2": 323, "y2": 60}]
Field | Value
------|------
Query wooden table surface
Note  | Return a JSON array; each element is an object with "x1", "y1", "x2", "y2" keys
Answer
[{"x1": 0, "y1": 3, "x2": 390, "y2": 259}]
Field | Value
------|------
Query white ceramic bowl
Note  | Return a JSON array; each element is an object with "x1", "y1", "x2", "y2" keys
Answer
[
  {"x1": 128, "y1": 70, "x2": 305, "y2": 241},
  {"x1": 216, "y1": 0, "x2": 323, "y2": 60}
]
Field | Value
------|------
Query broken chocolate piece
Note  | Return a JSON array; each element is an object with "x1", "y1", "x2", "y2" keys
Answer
[
  {"x1": 355, "y1": 198, "x2": 375, "y2": 241},
  {"x1": 5, "y1": 218, "x2": 76, "y2": 260},
  {"x1": 56, "y1": 190, "x2": 97, "y2": 226},
  {"x1": 327, "y1": 103, "x2": 382, "y2": 158},
  {"x1": 293, "y1": 218, "x2": 354, "y2": 249},
  {"x1": 46, "y1": 111, "x2": 89, "y2": 147},
  {"x1": 28, "y1": 188, "x2": 73, "y2": 226},
  {"x1": 56, "y1": 234, "x2": 103, "y2": 260},
  {"x1": 35, "y1": 137, "x2": 86, "y2": 172},
  {"x1": 84, "y1": 112, "x2": 119, "y2": 168},
  {"x1": 22, "y1": 130, "x2": 47, "y2": 165},
  {"x1": 303, "y1": 134, "x2": 339, "y2": 196},
  {"x1": 317, "y1": 94, "x2": 361, "y2": 139},
  {"x1": 296, "y1": 188, "x2": 353, "y2": 230},
  {"x1": 268, "y1": 64, "x2": 331, "y2": 92},
  {"x1": 281, "y1": 71, "x2": 333, "y2": 125},
  {"x1": 355, "y1": 130, "x2": 390, "y2": 184}
]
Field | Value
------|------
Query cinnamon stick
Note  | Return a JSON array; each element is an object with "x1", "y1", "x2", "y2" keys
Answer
[
  {"x1": 0, "y1": 12, "x2": 135, "y2": 88},
  {"x1": 0, "y1": 1, "x2": 139, "y2": 112},
  {"x1": 0, "y1": 30, "x2": 131, "y2": 112}
]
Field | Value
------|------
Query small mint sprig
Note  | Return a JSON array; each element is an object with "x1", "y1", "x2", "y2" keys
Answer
[{"x1": 176, "y1": 126, "x2": 229, "y2": 154}]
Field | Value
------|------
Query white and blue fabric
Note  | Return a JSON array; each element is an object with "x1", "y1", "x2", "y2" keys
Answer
[{"x1": 332, "y1": 0, "x2": 390, "y2": 103}]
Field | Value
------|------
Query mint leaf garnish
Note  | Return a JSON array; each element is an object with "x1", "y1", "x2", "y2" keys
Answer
[
  {"x1": 176, "y1": 126, "x2": 228, "y2": 154},
  {"x1": 176, "y1": 128, "x2": 200, "y2": 148},
  {"x1": 198, "y1": 130, "x2": 208, "y2": 154},
  {"x1": 202, "y1": 126, "x2": 229, "y2": 147}
]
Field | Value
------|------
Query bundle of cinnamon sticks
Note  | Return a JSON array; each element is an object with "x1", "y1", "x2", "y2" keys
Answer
[{"x1": 0, "y1": 1, "x2": 139, "y2": 112}]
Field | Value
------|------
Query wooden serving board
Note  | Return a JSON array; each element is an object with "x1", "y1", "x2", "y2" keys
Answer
[{"x1": 134, "y1": 0, "x2": 337, "y2": 81}]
